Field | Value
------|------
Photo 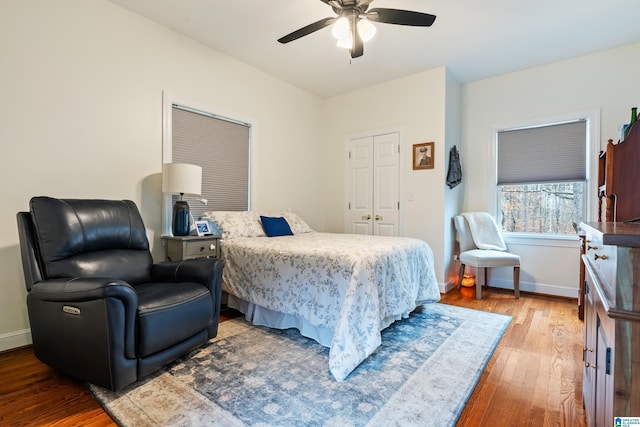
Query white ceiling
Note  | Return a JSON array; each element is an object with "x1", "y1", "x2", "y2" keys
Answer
[{"x1": 109, "y1": 0, "x2": 640, "y2": 98}]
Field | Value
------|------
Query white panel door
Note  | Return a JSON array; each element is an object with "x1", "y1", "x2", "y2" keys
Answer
[
  {"x1": 347, "y1": 136, "x2": 374, "y2": 235},
  {"x1": 373, "y1": 133, "x2": 399, "y2": 236},
  {"x1": 346, "y1": 132, "x2": 399, "y2": 236}
]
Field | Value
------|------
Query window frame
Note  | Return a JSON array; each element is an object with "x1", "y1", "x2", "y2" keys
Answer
[
  {"x1": 161, "y1": 92, "x2": 253, "y2": 236},
  {"x1": 489, "y1": 109, "x2": 600, "y2": 241}
]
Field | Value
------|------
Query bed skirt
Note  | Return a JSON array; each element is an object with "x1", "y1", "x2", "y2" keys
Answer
[
  {"x1": 226, "y1": 294, "x2": 417, "y2": 350},
  {"x1": 226, "y1": 293, "x2": 335, "y2": 348}
]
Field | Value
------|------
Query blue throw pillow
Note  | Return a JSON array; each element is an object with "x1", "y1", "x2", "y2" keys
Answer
[{"x1": 260, "y1": 216, "x2": 294, "y2": 237}]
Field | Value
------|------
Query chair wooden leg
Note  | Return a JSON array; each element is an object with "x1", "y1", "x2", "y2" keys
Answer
[
  {"x1": 514, "y1": 266, "x2": 520, "y2": 298},
  {"x1": 457, "y1": 264, "x2": 466, "y2": 289},
  {"x1": 476, "y1": 268, "x2": 483, "y2": 300}
]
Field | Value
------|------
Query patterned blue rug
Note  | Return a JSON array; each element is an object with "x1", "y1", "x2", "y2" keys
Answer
[{"x1": 90, "y1": 303, "x2": 511, "y2": 426}]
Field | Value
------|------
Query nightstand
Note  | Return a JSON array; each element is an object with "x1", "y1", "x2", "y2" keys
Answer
[{"x1": 162, "y1": 235, "x2": 221, "y2": 261}]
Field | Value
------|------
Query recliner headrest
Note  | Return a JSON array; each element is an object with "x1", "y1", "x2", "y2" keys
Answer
[
  {"x1": 30, "y1": 197, "x2": 149, "y2": 263},
  {"x1": 27, "y1": 197, "x2": 152, "y2": 284}
]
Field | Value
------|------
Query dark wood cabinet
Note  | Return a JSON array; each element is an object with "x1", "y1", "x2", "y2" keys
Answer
[
  {"x1": 578, "y1": 233, "x2": 586, "y2": 320},
  {"x1": 581, "y1": 121, "x2": 640, "y2": 317},
  {"x1": 600, "y1": 122, "x2": 640, "y2": 222}
]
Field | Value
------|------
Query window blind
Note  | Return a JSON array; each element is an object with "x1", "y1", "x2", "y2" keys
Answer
[
  {"x1": 497, "y1": 120, "x2": 587, "y2": 185},
  {"x1": 171, "y1": 105, "x2": 250, "y2": 220}
]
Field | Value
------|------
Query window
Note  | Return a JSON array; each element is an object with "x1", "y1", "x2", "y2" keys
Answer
[
  {"x1": 162, "y1": 94, "x2": 251, "y2": 235},
  {"x1": 496, "y1": 119, "x2": 587, "y2": 235}
]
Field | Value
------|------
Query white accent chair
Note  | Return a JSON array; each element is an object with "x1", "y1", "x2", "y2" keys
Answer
[{"x1": 453, "y1": 213, "x2": 520, "y2": 300}]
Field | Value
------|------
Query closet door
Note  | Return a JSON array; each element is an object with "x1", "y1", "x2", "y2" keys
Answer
[
  {"x1": 346, "y1": 132, "x2": 399, "y2": 236},
  {"x1": 373, "y1": 133, "x2": 399, "y2": 236},
  {"x1": 347, "y1": 136, "x2": 374, "y2": 235}
]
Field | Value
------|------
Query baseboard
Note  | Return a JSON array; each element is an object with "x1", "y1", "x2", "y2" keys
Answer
[
  {"x1": 489, "y1": 279, "x2": 578, "y2": 299},
  {"x1": 441, "y1": 277, "x2": 578, "y2": 299},
  {"x1": 0, "y1": 329, "x2": 32, "y2": 352},
  {"x1": 439, "y1": 280, "x2": 456, "y2": 294}
]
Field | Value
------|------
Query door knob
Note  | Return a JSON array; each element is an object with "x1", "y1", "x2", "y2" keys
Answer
[
  {"x1": 375, "y1": 214, "x2": 383, "y2": 220},
  {"x1": 361, "y1": 214, "x2": 371, "y2": 220}
]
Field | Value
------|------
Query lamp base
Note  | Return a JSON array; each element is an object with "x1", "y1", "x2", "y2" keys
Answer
[{"x1": 172, "y1": 200, "x2": 190, "y2": 236}]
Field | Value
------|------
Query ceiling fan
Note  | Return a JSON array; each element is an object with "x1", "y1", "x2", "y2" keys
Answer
[{"x1": 277, "y1": 0, "x2": 436, "y2": 59}]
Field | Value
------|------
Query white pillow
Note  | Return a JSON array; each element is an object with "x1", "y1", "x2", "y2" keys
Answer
[
  {"x1": 280, "y1": 211, "x2": 314, "y2": 234},
  {"x1": 202, "y1": 211, "x2": 265, "y2": 239}
]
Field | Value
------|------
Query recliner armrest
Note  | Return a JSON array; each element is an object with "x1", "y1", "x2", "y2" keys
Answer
[
  {"x1": 28, "y1": 277, "x2": 138, "y2": 304},
  {"x1": 150, "y1": 258, "x2": 224, "y2": 288},
  {"x1": 27, "y1": 277, "x2": 138, "y2": 361}
]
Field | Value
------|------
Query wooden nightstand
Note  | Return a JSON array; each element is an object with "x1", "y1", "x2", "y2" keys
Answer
[{"x1": 162, "y1": 235, "x2": 221, "y2": 261}]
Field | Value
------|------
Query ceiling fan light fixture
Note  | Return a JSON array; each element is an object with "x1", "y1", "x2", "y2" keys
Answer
[
  {"x1": 336, "y1": 32, "x2": 353, "y2": 49},
  {"x1": 276, "y1": 1, "x2": 436, "y2": 59},
  {"x1": 331, "y1": 16, "x2": 350, "y2": 40},
  {"x1": 357, "y1": 18, "x2": 376, "y2": 42}
]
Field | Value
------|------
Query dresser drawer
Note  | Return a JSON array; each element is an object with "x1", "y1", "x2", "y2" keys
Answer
[
  {"x1": 584, "y1": 230, "x2": 616, "y2": 287},
  {"x1": 184, "y1": 240, "x2": 218, "y2": 258},
  {"x1": 163, "y1": 235, "x2": 221, "y2": 261}
]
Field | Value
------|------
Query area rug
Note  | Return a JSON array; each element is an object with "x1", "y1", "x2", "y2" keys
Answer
[{"x1": 89, "y1": 303, "x2": 511, "y2": 427}]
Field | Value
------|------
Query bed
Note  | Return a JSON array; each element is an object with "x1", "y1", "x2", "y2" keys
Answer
[{"x1": 203, "y1": 211, "x2": 440, "y2": 381}]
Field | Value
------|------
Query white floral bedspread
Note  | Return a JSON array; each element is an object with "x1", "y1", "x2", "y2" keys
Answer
[{"x1": 220, "y1": 232, "x2": 440, "y2": 381}]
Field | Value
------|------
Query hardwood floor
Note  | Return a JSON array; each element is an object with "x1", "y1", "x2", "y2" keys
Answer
[
  {"x1": 446, "y1": 288, "x2": 586, "y2": 426},
  {"x1": 0, "y1": 290, "x2": 585, "y2": 426}
]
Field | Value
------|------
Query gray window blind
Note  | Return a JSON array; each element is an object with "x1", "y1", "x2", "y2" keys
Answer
[
  {"x1": 497, "y1": 120, "x2": 587, "y2": 185},
  {"x1": 171, "y1": 105, "x2": 250, "y2": 219}
]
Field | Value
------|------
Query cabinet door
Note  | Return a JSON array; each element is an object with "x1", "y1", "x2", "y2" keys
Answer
[
  {"x1": 582, "y1": 279, "x2": 596, "y2": 426},
  {"x1": 594, "y1": 313, "x2": 613, "y2": 427}
]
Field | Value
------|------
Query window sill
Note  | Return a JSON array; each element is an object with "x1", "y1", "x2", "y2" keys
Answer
[{"x1": 503, "y1": 233, "x2": 580, "y2": 248}]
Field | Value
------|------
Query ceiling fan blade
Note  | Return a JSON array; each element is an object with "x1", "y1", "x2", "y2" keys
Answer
[
  {"x1": 277, "y1": 17, "x2": 337, "y2": 44},
  {"x1": 367, "y1": 8, "x2": 436, "y2": 26},
  {"x1": 356, "y1": 0, "x2": 374, "y2": 8},
  {"x1": 350, "y1": 15, "x2": 364, "y2": 58},
  {"x1": 319, "y1": 0, "x2": 334, "y2": 7},
  {"x1": 351, "y1": 39, "x2": 364, "y2": 58}
]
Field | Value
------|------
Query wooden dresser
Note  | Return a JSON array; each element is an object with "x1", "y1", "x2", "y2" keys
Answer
[
  {"x1": 580, "y1": 221, "x2": 640, "y2": 426},
  {"x1": 600, "y1": 121, "x2": 640, "y2": 223}
]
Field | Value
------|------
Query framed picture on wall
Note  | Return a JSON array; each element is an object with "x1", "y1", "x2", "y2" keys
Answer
[{"x1": 413, "y1": 142, "x2": 434, "y2": 170}]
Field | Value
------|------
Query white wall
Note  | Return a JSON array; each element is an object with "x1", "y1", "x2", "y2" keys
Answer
[
  {"x1": 0, "y1": 0, "x2": 325, "y2": 351},
  {"x1": 461, "y1": 41, "x2": 640, "y2": 297},
  {"x1": 443, "y1": 71, "x2": 464, "y2": 288},
  {"x1": 322, "y1": 67, "x2": 457, "y2": 288}
]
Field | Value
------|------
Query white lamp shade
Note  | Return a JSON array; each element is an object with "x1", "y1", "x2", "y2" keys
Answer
[
  {"x1": 336, "y1": 32, "x2": 353, "y2": 49},
  {"x1": 357, "y1": 18, "x2": 376, "y2": 42},
  {"x1": 162, "y1": 163, "x2": 202, "y2": 196},
  {"x1": 331, "y1": 17, "x2": 350, "y2": 40}
]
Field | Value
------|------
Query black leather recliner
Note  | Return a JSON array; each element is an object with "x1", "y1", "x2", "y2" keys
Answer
[{"x1": 16, "y1": 196, "x2": 224, "y2": 391}]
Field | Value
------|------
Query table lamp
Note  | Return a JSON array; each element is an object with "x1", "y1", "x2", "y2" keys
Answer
[{"x1": 162, "y1": 163, "x2": 202, "y2": 236}]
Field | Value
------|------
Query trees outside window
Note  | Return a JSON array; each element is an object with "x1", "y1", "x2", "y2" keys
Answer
[{"x1": 498, "y1": 182, "x2": 583, "y2": 234}]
